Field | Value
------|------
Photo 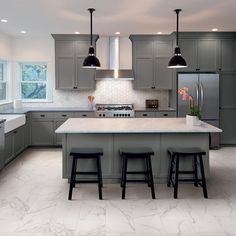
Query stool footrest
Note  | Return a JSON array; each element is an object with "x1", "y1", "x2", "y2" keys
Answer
[
  {"x1": 74, "y1": 180, "x2": 99, "y2": 184},
  {"x1": 126, "y1": 171, "x2": 148, "y2": 175},
  {"x1": 74, "y1": 171, "x2": 98, "y2": 175}
]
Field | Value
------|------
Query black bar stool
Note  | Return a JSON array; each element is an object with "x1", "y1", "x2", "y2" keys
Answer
[
  {"x1": 167, "y1": 147, "x2": 208, "y2": 199},
  {"x1": 68, "y1": 148, "x2": 103, "y2": 200},
  {"x1": 119, "y1": 148, "x2": 155, "y2": 199}
]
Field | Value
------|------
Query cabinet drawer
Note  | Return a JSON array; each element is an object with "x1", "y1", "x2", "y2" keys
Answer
[
  {"x1": 73, "y1": 112, "x2": 95, "y2": 118},
  {"x1": 31, "y1": 112, "x2": 54, "y2": 119},
  {"x1": 156, "y1": 112, "x2": 176, "y2": 117},
  {"x1": 54, "y1": 112, "x2": 74, "y2": 119},
  {"x1": 135, "y1": 112, "x2": 156, "y2": 118}
]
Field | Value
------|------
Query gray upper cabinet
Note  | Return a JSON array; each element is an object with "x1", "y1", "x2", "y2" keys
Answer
[
  {"x1": 52, "y1": 34, "x2": 99, "y2": 90},
  {"x1": 220, "y1": 39, "x2": 236, "y2": 71},
  {"x1": 130, "y1": 35, "x2": 174, "y2": 90}
]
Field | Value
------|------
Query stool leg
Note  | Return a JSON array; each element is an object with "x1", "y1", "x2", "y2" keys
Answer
[
  {"x1": 198, "y1": 155, "x2": 208, "y2": 198},
  {"x1": 122, "y1": 156, "x2": 128, "y2": 199},
  {"x1": 167, "y1": 154, "x2": 175, "y2": 187},
  {"x1": 120, "y1": 155, "x2": 125, "y2": 187},
  {"x1": 194, "y1": 155, "x2": 198, "y2": 187},
  {"x1": 174, "y1": 155, "x2": 179, "y2": 199},
  {"x1": 147, "y1": 155, "x2": 155, "y2": 199},
  {"x1": 96, "y1": 156, "x2": 103, "y2": 200},
  {"x1": 72, "y1": 158, "x2": 77, "y2": 188},
  {"x1": 68, "y1": 156, "x2": 76, "y2": 200},
  {"x1": 146, "y1": 156, "x2": 151, "y2": 187},
  {"x1": 98, "y1": 155, "x2": 103, "y2": 188}
]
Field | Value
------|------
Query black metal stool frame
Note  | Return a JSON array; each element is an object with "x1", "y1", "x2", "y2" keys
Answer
[
  {"x1": 120, "y1": 152, "x2": 155, "y2": 199},
  {"x1": 167, "y1": 150, "x2": 208, "y2": 199},
  {"x1": 68, "y1": 151, "x2": 103, "y2": 200}
]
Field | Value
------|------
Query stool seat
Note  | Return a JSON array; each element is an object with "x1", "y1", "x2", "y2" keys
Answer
[
  {"x1": 120, "y1": 147, "x2": 156, "y2": 199},
  {"x1": 120, "y1": 147, "x2": 154, "y2": 156},
  {"x1": 168, "y1": 147, "x2": 206, "y2": 156},
  {"x1": 70, "y1": 148, "x2": 103, "y2": 156}
]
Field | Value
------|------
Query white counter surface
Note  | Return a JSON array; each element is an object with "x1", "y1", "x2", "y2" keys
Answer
[{"x1": 55, "y1": 118, "x2": 222, "y2": 134}]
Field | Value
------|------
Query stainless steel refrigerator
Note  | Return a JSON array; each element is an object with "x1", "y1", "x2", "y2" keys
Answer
[{"x1": 177, "y1": 72, "x2": 220, "y2": 148}]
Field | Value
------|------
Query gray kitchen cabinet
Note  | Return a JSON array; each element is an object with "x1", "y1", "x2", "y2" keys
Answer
[
  {"x1": 0, "y1": 123, "x2": 4, "y2": 170},
  {"x1": 73, "y1": 112, "x2": 95, "y2": 118},
  {"x1": 130, "y1": 35, "x2": 174, "y2": 90},
  {"x1": 24, "y1": 113, "x2": 31, "y2": 148},
  {"x1": 156, "y1": 111, "x2": 176, "y2": 117},
  {"x1": 55, "y1": 120, "x2": 67, "y2": 145},
  {"x1": 178, "y1": 33, "x2": 219, "y2": 71},
  {"x1": 220, "y1": 39, "x2": 236, "y2": 71},
  {"x1": 31, "y1": 112, "x2": 54, "y2": 146},
  {"x1": 135, "y1": 111, "x2": 156, "y2": 118},
  {"x1": 4, "y1": 125, "x2": 26, "y2": 165},
  {"x1": 52, "y1": 34, "x2": 99, "y2": 90}
]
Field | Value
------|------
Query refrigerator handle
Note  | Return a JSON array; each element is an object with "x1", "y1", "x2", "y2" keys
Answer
[
  {"x1": 200, "y1": 82, "x2": 204, "y2": 110},
  {"x1": 195, "y1": 83, "x2": 199, "y2": 106}
]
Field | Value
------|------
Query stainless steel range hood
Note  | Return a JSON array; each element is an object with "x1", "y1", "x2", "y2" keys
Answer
[{"x1": 95, "y1": 37, "x2": 134, "y2": 80}]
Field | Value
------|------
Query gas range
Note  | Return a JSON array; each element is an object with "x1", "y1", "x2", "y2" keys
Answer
[{"x1": 95, "y1": 104, "x2": 134, "y2": 118}]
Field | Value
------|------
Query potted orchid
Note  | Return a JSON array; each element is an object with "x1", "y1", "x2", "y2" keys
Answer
[{"x1": 178, "y1": 87, "x2": 201, "y2": 125}]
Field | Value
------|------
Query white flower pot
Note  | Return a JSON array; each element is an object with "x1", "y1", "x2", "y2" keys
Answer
[{"x1": 186, "y1": 115, "x2": 201, "y2": 126}]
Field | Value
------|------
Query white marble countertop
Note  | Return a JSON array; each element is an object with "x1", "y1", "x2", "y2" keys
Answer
[{"x1": 55, "y1": 118, "x2": 222, "y2": 134}]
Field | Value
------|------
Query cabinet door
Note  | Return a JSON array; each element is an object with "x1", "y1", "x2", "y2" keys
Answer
[
  {"x1": 197, "y1": 39, "x2": 218, "y2": 71},
  {"x1": 178, "y1": 39, "x2": 197, "y2": 71},
  {"x1": 133, "y1": 41, "x2": 154, "y2": 89},
  {"x1": 135, "y1": 111, "x2": 156, "y2": 118},
  {"x1": 154, "y1": 58, "x2": 173, "y2": 89},
  {"x1": 76, "y1": 57, "x2": 95, "y2": 90},
  {"x1": 24, "y1": 113, "x2": 31, "y2": 148},
  {"x1": 55, "y1": 41, "x2": 76, "y2": 90},
  {"x1": 220, "y1": 39, "x2": 236, "y2": 71},
  {"x1": 155, "y1": 40, "x2": 173, "y2": 58},
  {"x1": 0, "y1": 124, "x2": 4, "y2": 169},
  {"x1": 14, "y1": 126, "x2": 25, "y2": 156},
  {"x1": 31, "y1": 120, "x2": 54, "y2": 145},
  {"x1": 220, "y1": 109, "x2": 236, "y2": 144},
  {"x1": 4, "y1": 132, "x2": 14, "y2": 164}
]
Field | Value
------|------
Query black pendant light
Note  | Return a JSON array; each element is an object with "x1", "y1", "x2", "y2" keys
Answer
[
  {"x1": 168, "y1": 9, "x2": 187, "y2": 68},
  {"x1": 83, "y1": 8, "x2": 101, "y2": 68}
]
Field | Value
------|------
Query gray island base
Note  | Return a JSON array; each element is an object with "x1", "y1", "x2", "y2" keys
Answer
[{"x1": 56, "y1": 118, "x2": 222, "y2": 183}]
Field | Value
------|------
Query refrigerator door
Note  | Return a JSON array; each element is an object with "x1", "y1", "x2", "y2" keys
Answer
[
  {"x1": 177, "y1": 73, "x2": 199, "y2": 117},
  {"x1": 199, "y1": 73, "x2": 219, "y2": 119}
]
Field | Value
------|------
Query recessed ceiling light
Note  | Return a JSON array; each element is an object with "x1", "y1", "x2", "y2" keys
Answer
[
  {"x1": 115, "y1": 32, "x2": 120, "y2": 35},
  {"x1": 211, "y1": 28, "x2": 218, "y2": 32},
  {"x1": 20, "y1": 30, "x2": 26, "y2": 34},
  {"x1": 157, "y1": 32, "x2": 163, "y2": 34},
  {"x1": 74, "y1": 31, "x2": 80, "y2": 34},
  {"x1": 1, "y1": 19, "x2": 8, "y2": 23}
]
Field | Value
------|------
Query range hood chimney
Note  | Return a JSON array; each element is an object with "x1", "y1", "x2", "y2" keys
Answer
[{"x1": 95, "y1": 37, "x2": 134, "y2": 80}]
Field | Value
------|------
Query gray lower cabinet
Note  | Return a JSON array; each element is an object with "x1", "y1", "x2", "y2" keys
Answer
[
  {"x1": 55, "y1": 119, "x2": 67, "y2": 145},
  {"x1": 73, "y1": 112, "x2": 95, "y2": 118},
  {"x1": 31, "y1": 120, "x2": 54, "y2": 146},
  {"x1": 4, "y1": 125, "x2": 25, "y2": 165},
  {"x1": 135, "y1": 111, "x2": 176, "y2": 118},
  {"x1": 52, "y1": 35, "x2": 99, "y2": 90}
]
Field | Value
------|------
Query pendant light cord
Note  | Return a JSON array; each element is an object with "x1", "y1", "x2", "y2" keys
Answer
[
  {"x1": 88, "y1": 8, "x2": 95, "y2": 46},
  {"x1": 175, "y1": 9, "x2": 181, "y2": 47}
]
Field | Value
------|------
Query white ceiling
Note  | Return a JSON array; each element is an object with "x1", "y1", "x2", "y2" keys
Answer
[{"x1": 0, "y1": 0, "x2": 236, "y2": 37}]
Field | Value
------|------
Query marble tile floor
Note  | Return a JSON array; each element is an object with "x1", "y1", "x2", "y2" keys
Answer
[{"x1": 1, "y1": 147, "x2": 236, "y2": 236}]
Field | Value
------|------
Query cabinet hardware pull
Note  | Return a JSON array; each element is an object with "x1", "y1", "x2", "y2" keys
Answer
[
  {"x1": 163, "y1": 114, "x2": 168, "y2": 116},
  {"x1": 62, "y1": 114, "x2": 67, "y2": 117},
  {"x1": 151, "y1": 86, "x2": 155, "y2": 89},
  {"x1": 73, "y1": 86, "x2": 78, "y2": 89},
  {"x1": 82, "y1": 114, "x2": 87, "y2": 117},
  {"x1": 40, "y1": 114, "x2": 45, "y2": 117},
  {"x1": 143, "y1": 114, "x2": 148, "y2": 117}
]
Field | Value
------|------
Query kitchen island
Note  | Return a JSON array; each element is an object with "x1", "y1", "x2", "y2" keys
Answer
[{"x1": 55, "y1": 118, "x2": 222, "y2": 183}]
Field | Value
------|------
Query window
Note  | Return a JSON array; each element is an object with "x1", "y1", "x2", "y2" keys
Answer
[
  {"x1": 0, "y1": 60, "x2": 9, "y2": 102},
  {"x1": 20, "y1": 63, "x2": 48, "y2": 101}
]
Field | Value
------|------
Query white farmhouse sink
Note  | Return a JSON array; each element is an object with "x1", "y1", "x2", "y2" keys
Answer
[{"x1": 0, "y1": 114, "x2": 26, "y2": 133}]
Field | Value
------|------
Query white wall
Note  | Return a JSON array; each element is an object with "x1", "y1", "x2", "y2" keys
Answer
[
  {"x1": 3, "y1": 34, "x2": 169, "y2": 108},
  {"x1": 0, "y1": 32, "x2": 12, "y2": 60}
]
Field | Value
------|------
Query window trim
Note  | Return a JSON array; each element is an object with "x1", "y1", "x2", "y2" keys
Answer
[
  {"x1": 19, "y1": 62, "x2": 51, "y2": 103},
  {"x1": 0, "y1": 59, "x2": 11, "y2": 105}
]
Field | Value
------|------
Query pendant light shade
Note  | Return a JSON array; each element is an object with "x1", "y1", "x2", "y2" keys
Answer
[
  {"x1": 83, "y1": 8, "x2": 101, "y2": 68},
  {"x1": 168, "y1": 9, "x2": 187, "y2": 69}
]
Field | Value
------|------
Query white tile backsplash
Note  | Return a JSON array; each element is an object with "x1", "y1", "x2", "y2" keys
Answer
[{"x1": 23, "y1": 81, "x2": 169, "y2": 108}]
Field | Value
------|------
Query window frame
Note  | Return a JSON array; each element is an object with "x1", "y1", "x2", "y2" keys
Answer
[
  {"x1": 20, "y1": 62, "x2": 50, "y2": 102},
  {"x1": 0, "y1": 59, "x2": 11, "y2": 105}
]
